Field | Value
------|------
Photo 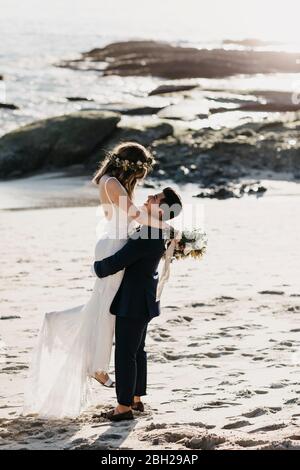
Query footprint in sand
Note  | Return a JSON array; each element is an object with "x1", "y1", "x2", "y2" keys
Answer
[
  {"x1": 222, "y1": 420, "x2": 251, "y2": 430},
  {"x1": 287, "y1": 306, "x2": 300, "y2": 312},
  {"x1": 204, "y1": 352, "x2": 222, "y2": 358},
  {"x1": 229, "y1": 372, "x2": 245, "y2": 377},
  {"x1": 284, "y1": 398, "x2": 300, "y2": 405},
  {"x1": 270, "y1": 382, "x2": 289, "y2": 389},
  {"x1": 220, "y1": 326, "x2": 247, "y2": 332},
  {"x1": 215, "y1": 296, "x2": 237, "y2": 302},
  {"x1": 1, "y1": 365, "x2": 28, "y2": 372},
  {"x1": 236, "y1": 389, "x2": 255, "y2": 398},
  {"x1": 242, "y1": 407, "x2": 281, "y2": 418},
  {"x1": 189, "y1": 302, "x2": 216, "y2": 308},
  {"x1": 163, "y1": 352, "x2": 183, "y2": 361},
  {"x1": 150, "y1": 330, "x2": 176, "y2": 342},
  {"x1": 249, "y1": 423, "x2": 287, "y2": 433},
  {"x1": 182, "y1": 316, "x2": 193, "y2": 322},
  {"x1": 0, "y1": 316, "x2": 21, "y2": 320},
  {"x1": 237, "y1": 439, "x2": 267, "y2": 448},
  {"x1": 186, "y1": 435, "x2": 226, "y2": 450},
  {"x1": 259, "y1": 290, "x2": 285, "y2": 296},
  {"x1": 194, "y1": 400, "x2": 242, "y2": 411},
  {"x1": 166, "y1": 316, "x2": 192, "y2": 325}
]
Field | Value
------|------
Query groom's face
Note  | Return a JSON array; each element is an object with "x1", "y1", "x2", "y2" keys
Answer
[{"x1": 143, "y1": 192, "x2": 165, "y2": 220}]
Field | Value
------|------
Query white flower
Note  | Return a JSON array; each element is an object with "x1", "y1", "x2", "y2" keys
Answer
[{"x1": 178, "y1": 228, "x2": 208, "y2": 258}]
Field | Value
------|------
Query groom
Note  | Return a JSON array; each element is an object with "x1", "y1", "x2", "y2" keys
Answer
[{"x1": 93, "y1": 187, "x2": 182, "y2": 421}]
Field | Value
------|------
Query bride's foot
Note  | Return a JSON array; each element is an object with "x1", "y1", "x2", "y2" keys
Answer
[{"x1": 92, "y1": 371, "x2": 115, "y2": 388}]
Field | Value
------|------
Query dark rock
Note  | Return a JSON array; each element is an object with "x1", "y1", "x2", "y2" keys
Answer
[
  {"x1": 214, "y1": 90, "x2": 300, "y2": 113},
  {"x1": 210, "y1": 106, "x2": 231, "y2": 115},
  {"x1": 59, "y1": 40, "x2": 300, "y2": 79},
  {"x1": 88, "y1": 122, "x2": 173, "y2": 169},
  {"x1": 0, "y1": 103, "x2": 19, "y2": 110},
  {"x1": 1, "y1": 104, "x2": 300, "y2": 187},
  {"x1": 194, "y1": 182, "x2": 267, "y2": 200},
  {"x1": 120, "y1": 106, "x2": 165, "y2": 116},
  {"x1": 239, "y1": 102, "x2": 300, "y2": 113},
  {"x1": 149, "y1": 84, "x2": 199, "y2": 96},
  {"x1": 195, "y1": 186, "x2": 241, "y2": 200},
  {"x1": 142, "y1": 182, "x2": 157, "y2": 189},
  {"x1": 154, "y1": 114, "x2": 300, "y2": 185},
  {"x1": 99, "y1": 105, "x2": 165, "y2": 116},
  {"x1": 242, "y1": 183, "x2": 267, "y2": 195},
  {"x1": 0, "y1": 111, "x2": 120, "y2": 179}
]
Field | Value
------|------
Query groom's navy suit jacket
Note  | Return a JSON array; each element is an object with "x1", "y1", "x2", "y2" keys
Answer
[{"x1": 93, "y1": 226, "x2": 166, "y2": 320}]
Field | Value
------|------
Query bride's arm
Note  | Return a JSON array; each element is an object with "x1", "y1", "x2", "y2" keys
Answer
[{"x1": 104, "y1": 177, "x2": 172, "y2": 231}]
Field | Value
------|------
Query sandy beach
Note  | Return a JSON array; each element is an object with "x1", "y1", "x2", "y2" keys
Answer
[
  {"x1": 0, "y1": 178, "x2": 299, "y2": 450},
  {"x1": 1, "y1": 0, "x2": 300, "y2": 452}
]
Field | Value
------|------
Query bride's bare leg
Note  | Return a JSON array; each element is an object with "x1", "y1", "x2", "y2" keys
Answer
[
  {"x1": 95, "y1": 371, "x2": 108, "y2": 383},
  {"x1": 93, "y1": 371, "x2": 114, "y2": 386}
]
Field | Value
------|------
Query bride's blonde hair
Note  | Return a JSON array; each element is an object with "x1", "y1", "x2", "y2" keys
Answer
[{"x1": 92, "y1": 142, "x2": 155, "y2": 198}]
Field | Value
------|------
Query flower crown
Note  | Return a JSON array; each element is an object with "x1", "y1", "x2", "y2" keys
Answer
[{"x1": 109, "y1": 153, "x2": 155, "y2": 172}]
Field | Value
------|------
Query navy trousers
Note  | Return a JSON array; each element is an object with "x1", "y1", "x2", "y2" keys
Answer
[{"x1": 115, "y1": 315, "x2": 148, "y2": 406}]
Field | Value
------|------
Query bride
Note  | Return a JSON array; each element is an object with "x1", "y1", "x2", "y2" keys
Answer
[{"x1": 23, "y1": 141, "x2": 172, "y2": 419}]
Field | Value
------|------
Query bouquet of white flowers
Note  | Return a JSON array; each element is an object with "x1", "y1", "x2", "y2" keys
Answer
[{"x1": 173, "y1": 228, "x2": 208, "y2": 260}]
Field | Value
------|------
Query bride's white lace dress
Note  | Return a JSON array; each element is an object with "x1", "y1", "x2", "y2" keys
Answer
[{"x1": 23, "y1": 177, "x2": 131, "y2": 418}]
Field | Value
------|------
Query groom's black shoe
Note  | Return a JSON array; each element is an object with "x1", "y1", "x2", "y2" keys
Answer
[
  {"x1": 132, "y1": 401, "x2": 144, "y2": 412},
  {"x1": 101, "y1": 409, "x2": 134, "y2": 422}
]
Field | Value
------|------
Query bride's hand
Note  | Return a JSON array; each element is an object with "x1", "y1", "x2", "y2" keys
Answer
[{"x1": 173, "y1": 228, "x2": 182, "y2": 242}]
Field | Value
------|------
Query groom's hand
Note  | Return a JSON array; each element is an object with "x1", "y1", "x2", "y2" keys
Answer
[{"x1": 93, "y1": 260, "x2": 102, "y2": 278}]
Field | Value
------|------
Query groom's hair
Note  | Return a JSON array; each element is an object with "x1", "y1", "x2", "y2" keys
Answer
[{"x1": 160, "y1": 187, "x2": 182, "y2": 220}]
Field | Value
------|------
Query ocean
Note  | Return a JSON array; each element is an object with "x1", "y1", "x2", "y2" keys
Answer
[{"x1": 1, "y1": 0, "x2": 300, "y2": 137}]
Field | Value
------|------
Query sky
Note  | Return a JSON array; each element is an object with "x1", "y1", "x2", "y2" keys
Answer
[{"x1": 1, "y1": 0, "x2": 299, "y2": 43}]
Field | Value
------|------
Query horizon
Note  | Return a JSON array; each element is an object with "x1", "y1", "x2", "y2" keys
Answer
[{"x1": 1, "y1": 0, "x2": 300, "y2": 44}]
